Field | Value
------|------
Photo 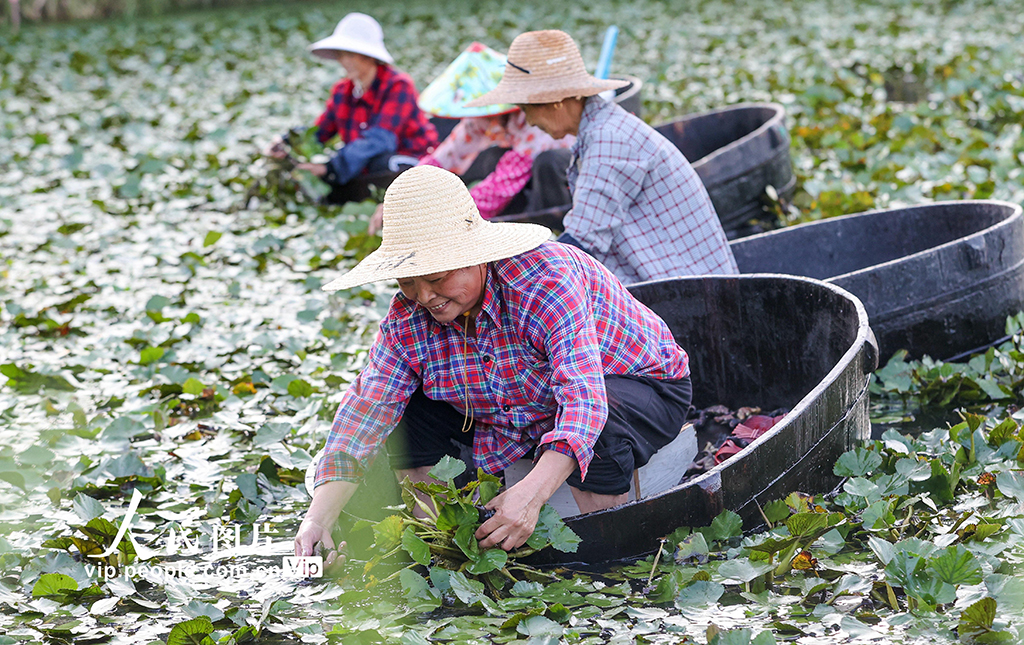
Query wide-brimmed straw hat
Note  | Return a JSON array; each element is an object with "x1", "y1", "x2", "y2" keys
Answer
[
  {"x1": 418, "y1": 42, "x2": 517, "y2": 118},
  {"x1": 322, "y1": 166, "x2": 551, "y2": 291},
  {"x1": 466, "y1": 30, "x2": 628, "y2": 107},
  {"x1": 308, "y1": 13, "x2": 394, "y2": 64}
]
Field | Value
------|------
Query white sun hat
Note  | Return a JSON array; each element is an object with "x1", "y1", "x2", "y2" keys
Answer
[
  {"x1": 322, "y1": 166, "x2": 551, "y2": 291},
  {"x1": 466, "y1": 30, "x2": 627, "y2": 107},
  {"x1": 308, "y1": 13, "x2": 394, "y2": 64}
]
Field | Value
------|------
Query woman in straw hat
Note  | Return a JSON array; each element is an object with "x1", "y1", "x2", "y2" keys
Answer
[
  {"x1": 294, "y1": 166, "x2": 692, "y2": 560},
  {"x1": 467, "y1": 30, "x2": 738, "y2": 284},
  {"x1": 263, "y1": 12, "x2": 437, "y2": 204},
  {"x1": 367, "y1": 42, "x2": 574, "y2": 234}
]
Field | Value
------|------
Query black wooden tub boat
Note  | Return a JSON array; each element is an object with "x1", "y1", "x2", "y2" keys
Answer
[
  {"x1": 730, "y1": 200, "x2": 1024, "y2": 361},
  {"x1": 653, "y1": 102, "x2": 795, "y2": 238},
  {"x1": 530, "y1": 274, "x2": 876, "y2": 564}
]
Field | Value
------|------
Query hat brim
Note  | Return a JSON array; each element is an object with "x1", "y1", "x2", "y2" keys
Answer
[
  {"x1": 308, "y1": 36, "x2": 394, "y2": 64},
  {"x1": 426, "y1": 105, "x2": 520, "y2": 119},
  {"x1": 322, "y1": 222, "x2": 552, "y2": 291},
  {"x1": 466, "y1": 76, "x2": 628, "y2": 107}
]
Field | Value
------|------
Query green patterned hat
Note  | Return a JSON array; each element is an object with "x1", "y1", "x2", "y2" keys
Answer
[{"x1": 419, "y1": 42, "x2": 518, "y2": 118}]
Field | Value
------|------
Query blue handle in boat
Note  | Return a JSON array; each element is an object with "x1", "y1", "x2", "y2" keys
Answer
[{"x1": 594, "y1": 26, "x2": 618, "y2": 80}]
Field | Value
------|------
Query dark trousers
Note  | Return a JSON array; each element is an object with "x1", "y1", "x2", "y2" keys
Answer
[
  {"x1": 386, "y1": 375, "x2": 692, "y2": 495},
  {"x1": 323, "y1": 153, "x2": 417, "y2": 205}
]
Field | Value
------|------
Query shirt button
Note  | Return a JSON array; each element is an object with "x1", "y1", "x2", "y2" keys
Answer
[
  {"x1": 502, "y1": 404, "x2": 511, "y2": 412},
  {"x1": 482, "y1": 355, "x2": 492, "y2": 364},
  {"x1": 359, "y1": 122, "x2": 367, "y2": 130}
]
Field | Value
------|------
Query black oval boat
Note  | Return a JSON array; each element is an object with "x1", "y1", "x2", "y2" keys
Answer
[
  {"x1": 527, "y1": 274, "x2": 875, "y2": 565},
  {"x1": 653, "y1": 102, "x2": 795, "y2": 238},
  {"x1": 730, "y1": 200, "x2": 1024, "y2": 361},
  {"x1": 610, "y1": 73, "x2": 643, "y2": 118}
]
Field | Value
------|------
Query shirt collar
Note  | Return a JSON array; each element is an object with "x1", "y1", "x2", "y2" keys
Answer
[
  {"x1": 353, "y1": 63, "x2": 389, "y2": 106},
  {"x1": 571, "y1": 96, "x2": 601, "y2": 157}
]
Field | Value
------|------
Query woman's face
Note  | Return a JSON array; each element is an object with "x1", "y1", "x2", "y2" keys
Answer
[
  {"x1": 519, "y1": 99, "x2": 583, "y2": 139},
  {"x1": 335, "y1": 51, "x2": 377, "y2": 81},
  {"x1": 397, "y1": 265, "x2": 487, "y2": 324}
]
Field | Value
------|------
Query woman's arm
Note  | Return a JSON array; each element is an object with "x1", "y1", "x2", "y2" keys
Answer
[{"x1": 469, "y1": 150, "x2": 533, "y2": 219}]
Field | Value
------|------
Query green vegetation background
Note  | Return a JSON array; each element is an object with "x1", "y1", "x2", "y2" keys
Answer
[{"x1": 2, "y1": 0, "x2": 1024, "y2": 643}]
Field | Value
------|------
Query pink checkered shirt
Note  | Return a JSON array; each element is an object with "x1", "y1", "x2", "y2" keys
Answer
[
  {"x1": 313, "y1": 242, "x2": 689, "y2": 488},
  {"x1": 564, "y1": 98, "x2": 738, "y2": 284}
]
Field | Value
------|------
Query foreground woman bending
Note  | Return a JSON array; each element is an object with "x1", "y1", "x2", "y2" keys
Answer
[{"x1": 294, "y1": 166, "x2": 692, "y2": 562}]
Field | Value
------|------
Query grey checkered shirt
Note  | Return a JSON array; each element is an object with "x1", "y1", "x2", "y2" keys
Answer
[{"x1": 564, "y1": 98, "x2": 738, "y2": 284}]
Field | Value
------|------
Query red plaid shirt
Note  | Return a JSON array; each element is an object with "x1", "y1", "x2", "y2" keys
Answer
[
  {"x1": 314, "y1": 242, "x2": 690, "y2": 488},
  {"x1": 315, "y1": 64, "x2": 437, "y2": 157}
]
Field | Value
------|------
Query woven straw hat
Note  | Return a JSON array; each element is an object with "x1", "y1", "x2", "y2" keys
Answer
[
  {"x1": 321, "y1": 166, "x2": 551, "y2": 291},
  {"x1": 308, "y1": 13, "x2": 394, "y2": 64},
  {"x1": 418, "y1": 42, "x2": 517, "y2": 118},
  {"x1": 466, "y1": 30, "x2": 627, "y2": 107}
]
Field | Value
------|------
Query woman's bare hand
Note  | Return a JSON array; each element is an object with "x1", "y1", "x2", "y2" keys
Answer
[
  {"x1": 367, "y1": 204, "x2": 385, "y2": 236},
  {"x1": 474, "y1": 481, "x2": 542, "y2": 551},
  {"x1": 296, "y1": 162, "x2": 328, "y2": 177}
]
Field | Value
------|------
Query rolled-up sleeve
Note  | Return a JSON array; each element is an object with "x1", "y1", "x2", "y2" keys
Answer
[
  {"x1": 314, "y1": 333, "x2": 419, "y2": 487},
  {"x1": 521, "y1": 272, "x2": 607, "y2": 480}
]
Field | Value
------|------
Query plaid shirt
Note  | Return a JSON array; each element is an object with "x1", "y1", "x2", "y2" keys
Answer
[
  {"x1": 314, "y1": 242, "x2": 689, "y2": 488},
  {"x1": 315, "y1": 64, "x2": 437, "y2": 158},
  {"x1": 420, "y1": 112, "x2": 574, "y2": 218},
  {"x1": 564, "y1": 98, "x2": 738, "y2": 284}
]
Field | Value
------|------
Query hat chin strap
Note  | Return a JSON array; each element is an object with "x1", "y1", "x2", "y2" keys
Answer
[{"x1": 458, "y1": 310, "x2": 475, "y2": 434}]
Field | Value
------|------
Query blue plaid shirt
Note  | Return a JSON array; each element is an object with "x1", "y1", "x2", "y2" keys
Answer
[{"x1": 564, "y1": 98, "x2": 738, "y2": 283}]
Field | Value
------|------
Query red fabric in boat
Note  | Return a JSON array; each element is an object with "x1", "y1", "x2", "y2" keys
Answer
[{"x1": 713, "y1": 414, "x2": 786, "y2": 464}]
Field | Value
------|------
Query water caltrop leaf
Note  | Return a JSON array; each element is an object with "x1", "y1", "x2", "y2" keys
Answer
[
  {"x1": 762, "y1": 499, "x2": 790, "y2": 524},
  {"x1": 705, "y1": 509, "x2": 743, "y2": 542},
  {"x1": 834, "y1": 448, "x2": 883, "y2": 477},
  {"x1": 401, "y1": 527, "x2": 431, "y2": 566},
  {"x1": 996, "y1": 470, "x2": 1024, "y2": 501},
  {"x1": 467, "y1": 547, "x2": 507, "y2": 574},
  {"x1": 72, "y1": 493, "x2": 106, "y2": 522},
  {"x1": 32, "y1": 573, "x2": 78, "y2": 597},
  {"x1": 182, "y1": 378, "x2": 205, "y2": 396},
  {"x1": 203, "y1": 231, "x2": 223, "y2": 247},
  {"x1": 428, "y1": 455, "x2": 466, "y2": 483},
  {"x1": 717, "y1": 557, "x2": 773, "y2": 583},
  {"x1": 453, "y1": 524, "x2": 479, "y2": 560},
  {"x1": 448, "y1": 571, "x2": 487, "y2": 606},
  {"x1": 675, "y1": 580, "x2": 724, "y2": 607},
  {"x1": 929, "y1": 544, "x2": 983, "y2": 586},
  {"x1": 166, "y1": 616, "x2": 216, "y2": 645},
  {"x1": 372, "y1": 515, "x2": 405, "y2": 551},
  {"x1": 287, "y1": 379, "x2": 315, "y2": 398},
  {"x1": 139, "y1": 346, "x2": 165, "y2": 365}
]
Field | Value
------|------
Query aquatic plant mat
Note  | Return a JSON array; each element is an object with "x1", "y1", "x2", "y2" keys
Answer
[{"x1": 2, "y1": 0, "x2": 1024, "y2": 642}]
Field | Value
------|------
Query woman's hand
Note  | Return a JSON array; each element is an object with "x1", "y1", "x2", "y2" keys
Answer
[
  {"x1": 263, "y1": 137, "x2": 289, "y2": 160},
  {"x1": 294, "y1": 517, "x2": 347, "y2": 568},
  {"x1": 293, "y1": 479, "x2": 359, "y2": 572},
  {"x1": 475, "y1": 450, "x2": 578, "y2": 551},
  {"x1": 296, "y1": 162, "x2": 328, "y2": 177},
  {"x1": 474, "y1": 481, "x2": 543, "y2": 551},
  {"x1": 367, "y1": 204, "x2": 385, "y2": 236}
]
